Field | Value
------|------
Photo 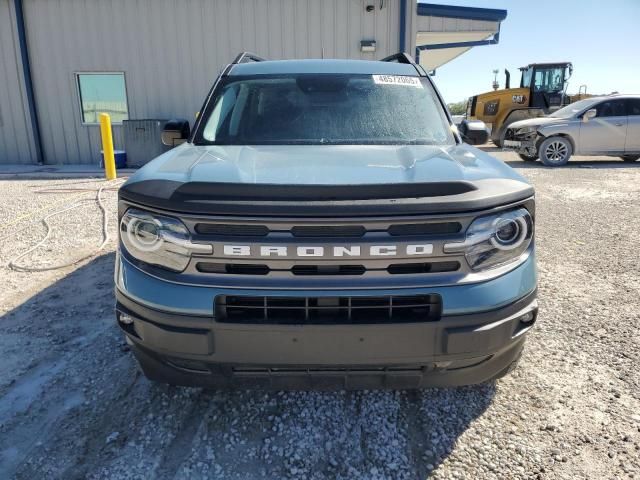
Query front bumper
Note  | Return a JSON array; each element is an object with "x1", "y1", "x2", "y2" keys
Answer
[
  {"x1": 503, "y1": 129, "x2": 541, "y2": 155},
  {"x1": 115, "y1": 255, "x2": 538, "y2": 389}
]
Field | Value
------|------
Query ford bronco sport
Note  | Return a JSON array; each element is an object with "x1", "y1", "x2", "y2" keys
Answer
[{"x1": 116, "y1": 52, "x2": 537, "y2": 389}]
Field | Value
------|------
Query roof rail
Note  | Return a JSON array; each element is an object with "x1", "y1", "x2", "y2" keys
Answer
[
  {"x1": 380, "y1": 52, "x2": 416, "y2": 65},
  {"x1": 232, "y1": 52, "x2": 267, "y2": 64}
]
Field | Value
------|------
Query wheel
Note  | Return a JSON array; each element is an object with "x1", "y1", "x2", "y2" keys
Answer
[
  {"x1": 621, "y1": 155, "x2": 640, "y2": 162},
  {"x1": 539, "y1": 136, "x2": 572, "y2": 167},
  {"x1": 493, "y1": 128, "x2": 507, "y2": 148},
  {"x1": 494, "y1": 118, "x2": 520, "y2": 149},
  {"x1": 518, "y1": 152, "x2": 538, "y2": 162}
]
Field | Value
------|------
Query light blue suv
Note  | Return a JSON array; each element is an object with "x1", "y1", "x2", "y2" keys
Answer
[{"x1": 115, "y1": 52, "x2": 537, "y2": 389}]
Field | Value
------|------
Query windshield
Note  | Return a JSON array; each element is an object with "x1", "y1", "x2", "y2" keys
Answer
[
  {"x1": 520, "y1": 67, "x2": 533, "y2": 88},
  {"x1": 521, "y1": 66, "x2": 566, "y2": 92},
  {"x1": 195, "y1": 74, "x2": 455, "y2": 145},
  {"x1": 533, "y1": 67, "x2": 565, "y2": 93},
  {"x1": 549, "y1": 98, "x2": 596, "y2": 118}
]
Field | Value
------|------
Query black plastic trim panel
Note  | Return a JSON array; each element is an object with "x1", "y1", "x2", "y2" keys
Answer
[{"x1": 119, "y1": 179, "x2": 534, "y2": 217}]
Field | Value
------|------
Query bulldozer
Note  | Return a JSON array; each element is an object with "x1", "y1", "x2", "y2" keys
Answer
[{"x1": 466, "y1": 62, "x2": 589, "y2": 147}]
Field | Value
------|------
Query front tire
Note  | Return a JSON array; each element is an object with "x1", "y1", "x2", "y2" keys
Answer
[
  {"x1": 621, "y1": 155, "x2": 640, "y2": 162},
  {"x1": 539, "y1": 136, "x2": 572, "y2": 167},
  {"x1": 493, "y1": 128, "x2": 507, "y2": 148}
]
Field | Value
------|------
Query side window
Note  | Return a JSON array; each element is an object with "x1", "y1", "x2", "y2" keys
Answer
[
  {"x1": 595, "y1": 99, "x2": 627, "y2": 118},
  {"x1": 76, "y1": 73, "x2": 128, "y2": 124},
  {"x1": 627, "y1": 99, "x2": 640, "y2": 116}
]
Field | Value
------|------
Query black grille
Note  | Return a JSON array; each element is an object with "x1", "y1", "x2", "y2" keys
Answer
[
  {"x1": 388, "y1": 222, "x2": 461, "y2": 236},
  {"x1": 387, "y1": 261, "x2": 460, "y2": 274},
  {"x1": 291, "y1": 225, "x2": 366, "y2": 237},
  {"x1": 194, "y1": 223, "x2": 269, "y2": 236},
  {"x1": 196, "y1": 263, "x2": 366, "y2": 276},
  {"x1": 195, "y1": 262, "x2": 457, "y2": 276},
  {"x1": 291, "y1": 265, "x2": 366, "y2": 276},
  {"x1": 196, "y1": 263, "x2": 269, "y2": 275},
  {"x1": 194, "y1": 222, "x2": 461, "y2": 238},
  {"x1": 215, "y1": 294, "x2": 442, "y2": 324}
]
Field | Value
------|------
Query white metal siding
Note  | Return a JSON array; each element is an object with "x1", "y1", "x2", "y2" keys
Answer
[
  {"x1": 416, "y1": 15, "x2": 498, "y2": 34},
  {"x1": 0, "y1": 0, "x2": 37, "y2": 164},
  {"x1": 414, "y1": 15, "x2": 499, "y2": 73},
  {"x1": 23, "y1": 0, "x2": 405, "y2": 165}
]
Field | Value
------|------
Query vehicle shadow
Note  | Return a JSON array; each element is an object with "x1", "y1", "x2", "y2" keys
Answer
[
  {"x1": 477, "y1": 145, "x2": 640, "y2": 169},
  {"x1": 504, "y1": 159, "x2": 640, "y2": 169},
  {"x1": 478, "y1": 145, "x2": 503, "y2": 153},
  {"x1": 0, "y1": 252, "x2": 496, "y2": 479}
]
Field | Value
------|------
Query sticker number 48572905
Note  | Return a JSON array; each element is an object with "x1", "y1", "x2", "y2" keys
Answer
[{"x1": 372, "y1": 75, "x2": 423, "y2": 88}]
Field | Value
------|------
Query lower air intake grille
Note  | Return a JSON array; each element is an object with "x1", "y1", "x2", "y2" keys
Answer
[{"x1": 215, "y1": 294, "x2": 442, "y2": 325}]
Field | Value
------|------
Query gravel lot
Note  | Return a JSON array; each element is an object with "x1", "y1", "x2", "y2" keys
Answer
[{"x1": 0, "y1": 152, "x2": 639, "y2": 480}]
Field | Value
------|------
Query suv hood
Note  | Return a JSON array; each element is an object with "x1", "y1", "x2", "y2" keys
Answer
[{"x1": 120, "y1": 143, "x2": 534, "y2": 216}]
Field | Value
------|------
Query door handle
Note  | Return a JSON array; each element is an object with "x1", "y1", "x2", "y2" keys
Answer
[{"x1": 614, "y1": 123, "x2": 624, "y2": 126}]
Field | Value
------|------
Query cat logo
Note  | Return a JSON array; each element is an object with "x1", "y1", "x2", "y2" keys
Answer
[{"x1": 512, "y1": 95, "x2": 527, "y2": 104}]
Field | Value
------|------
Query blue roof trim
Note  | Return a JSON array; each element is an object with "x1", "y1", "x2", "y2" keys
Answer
[
  {"x1": 417, "y1": 31, "x2": 500, "y2": 52},
  {"x1": 415, "y1": 24, "x2": 501, "y2": 65},
  {"x1": 399, "y1": 0, "x2": 407, "y2": 52},
  {"x1": 417, "y1": 3, "x2": 507, "y2": 22}
]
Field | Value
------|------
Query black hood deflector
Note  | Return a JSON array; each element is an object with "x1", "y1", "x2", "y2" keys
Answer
[{"x1": 119, "y1": 179, "x2": 534, "y2": 217}]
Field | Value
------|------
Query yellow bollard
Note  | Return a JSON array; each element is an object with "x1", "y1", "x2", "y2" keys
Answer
[{"x1": 99, "y1": 113, "x2": 117, "y2": 180}]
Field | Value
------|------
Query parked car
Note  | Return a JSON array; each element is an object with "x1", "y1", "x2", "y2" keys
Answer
[
  {"x1": 115, "y1": 53, "x2": 537, "y2": 390},
  {"x1": 504, "y1": 94, "x2": 640, "y2": 166}
]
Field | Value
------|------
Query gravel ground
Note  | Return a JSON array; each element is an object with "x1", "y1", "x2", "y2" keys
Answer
[{"x1": 0, "y1": 153, "x2": 639, "y2": 480}]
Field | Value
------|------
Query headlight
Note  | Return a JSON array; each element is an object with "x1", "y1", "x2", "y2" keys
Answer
[
  {"x1": 516, "y1": 126, "x2": 537, "y2": 135},
  {"x1": 444, "y1": 208, "x2": 533, "y2": 271},
  {"x1": 120, "y1": 209, "x2": 212, "y2": 272}
]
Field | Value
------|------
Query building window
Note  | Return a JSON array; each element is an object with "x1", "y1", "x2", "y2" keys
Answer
[{"x1": 76, "y1": 72, "x2": 128, "y2": 124}]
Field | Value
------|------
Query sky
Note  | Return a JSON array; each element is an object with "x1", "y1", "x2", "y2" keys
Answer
[{"x1": 428, "y1": 0, "x2": 640, "y2": 104}]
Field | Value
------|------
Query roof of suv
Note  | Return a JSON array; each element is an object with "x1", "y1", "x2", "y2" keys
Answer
[
  {"x1": 229, "y1": 59, "x2": 422, "y2": 76},
  {"x1": 582, "y1": 93, "x2": 640, "y2": 102}
]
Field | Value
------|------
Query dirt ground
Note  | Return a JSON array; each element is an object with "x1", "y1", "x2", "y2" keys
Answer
[{"x1": 0, "y1": 151, "x2": 639, "y2": 480}]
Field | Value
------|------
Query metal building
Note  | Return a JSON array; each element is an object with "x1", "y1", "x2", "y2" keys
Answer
[{"x1": 0, "y1": 0, "x2": 506, "y2": 165}]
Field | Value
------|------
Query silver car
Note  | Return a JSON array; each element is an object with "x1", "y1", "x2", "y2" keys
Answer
[{"x1": 504, "y1": 94, "x2": 640, "y2": 166}]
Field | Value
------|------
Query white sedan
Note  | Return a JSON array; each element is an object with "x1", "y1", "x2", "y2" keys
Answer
[{"x1": 503, "y1": 94, "x2": 640, "y2": 166}]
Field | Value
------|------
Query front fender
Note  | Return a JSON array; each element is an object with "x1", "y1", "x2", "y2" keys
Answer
[
  {"x1": 537, "y1": 123, "x2": 579, "y2": 151},
  {"x1": 537, "y1": 121, "x2": 579, "y2": 141}
]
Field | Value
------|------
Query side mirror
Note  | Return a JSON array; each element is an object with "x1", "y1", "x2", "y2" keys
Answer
[
  {"x1": 458, "y1": 119, "x2": 489, "y2": 145},
  {"x1": 583, "y1": 109, "x2": 597, "y2": 123},
  {"x1": 161, "y1": 119, "x2": 190, "y2": 146}
]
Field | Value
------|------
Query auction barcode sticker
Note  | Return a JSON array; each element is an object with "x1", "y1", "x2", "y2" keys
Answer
[{"x1": 372, "y1": 75, "x2": 423, "y2": 88}]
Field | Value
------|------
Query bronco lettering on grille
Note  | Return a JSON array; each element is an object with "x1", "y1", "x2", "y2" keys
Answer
[{"x1": 221, "y1": 244, "x2": 434, "y2": 258}]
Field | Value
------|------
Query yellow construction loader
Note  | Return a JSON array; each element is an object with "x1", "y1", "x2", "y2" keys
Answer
[{"x1": 467, "y1": 62, "x2": 589, "y2": 147}]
